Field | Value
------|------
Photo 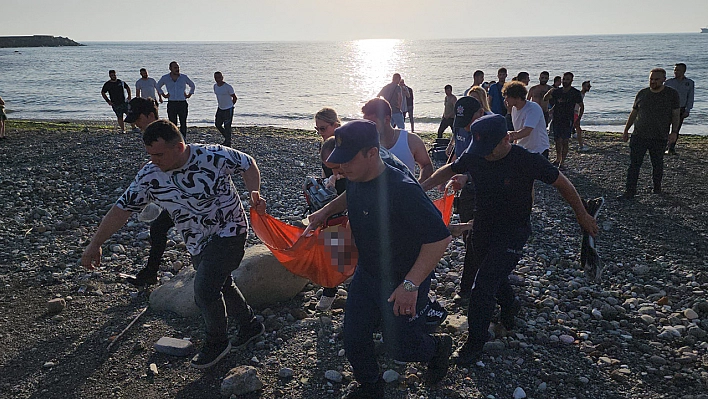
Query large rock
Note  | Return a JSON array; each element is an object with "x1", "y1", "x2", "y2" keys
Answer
[
  {"x1": 220, "y1": 366, "x2": 263, "y2": 396},
  {"x1": 150, "y1": 245, "x2": 308, "y2": 316}
]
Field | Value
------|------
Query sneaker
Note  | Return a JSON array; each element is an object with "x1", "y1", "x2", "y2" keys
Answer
[
  {"x1": 665, "y1": 148, "x2": 677, "y2": 155},
  {"x1": 500, "y1": 300, "x2": 522, "y2": 330},
  {"x1": 452, "y1": 341, "x2": 483, "y2": 367},
  {"x1": 426, "y1": 334, "x2": 453, "y2": 384},
  {"x1": 190, "y1": 340, "x2": 231, "y2": 369},
  {"x1": 316, "y1": 294, "x2": 336, "y2": 311},
  {"x1": 231, "y1": 319, "x2": 265, "y2": 349},
  {"x1": 341, "y1": 379, "x2": 384, "y2": 399},
  {"x1": 125, "y1": 267, "x2": 158, "y2": 287}
]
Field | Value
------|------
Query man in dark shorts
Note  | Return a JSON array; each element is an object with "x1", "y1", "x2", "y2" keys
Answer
[
  {"x1": 310, "y1": 120, "x2": 454, "y2": 397},
  {"x1": 544, "y1": 72, "x2": 583, "y2": 169},
  {"x1": 421, "y1": 114, "x2": 598, "y2": 366},
  {"x1": 619, "y1": 68, "x2": 680, "y2": 199},
  {"x1": 101, "y1": 70, "x2": 132, "y2": 134},
  {"x1": 437, "y1": 84, "x2": 457, "y2": 138}
]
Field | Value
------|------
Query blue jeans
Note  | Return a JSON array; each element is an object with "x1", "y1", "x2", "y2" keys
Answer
[
  {"x1": 390, "y1": 112, "x2": 405, "y2": 129},
  {"x1": 466, "y1": 225, "x2": 530, "y2": 352},
  {"x1": 215, "y1": 107, "x2": 234, "y2": 145},
  {"x1": 344, "y1": 268, "x2": 436, "y2": 383},
  {"x1": 191, "y1": 234, "x2": 254, "y2": 344}
]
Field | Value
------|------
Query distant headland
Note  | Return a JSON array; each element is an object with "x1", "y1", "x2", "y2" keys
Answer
[{"x1": 0, "y1": 35, "x2": 83, "y2": 48}]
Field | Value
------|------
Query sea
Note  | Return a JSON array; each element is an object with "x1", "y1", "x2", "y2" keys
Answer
[{"x1": 0, "y1": 33, "x2": 706, "y2": 135}]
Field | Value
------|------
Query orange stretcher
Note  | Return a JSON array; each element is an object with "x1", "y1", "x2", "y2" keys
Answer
[{"x1": 249, "y1": 186, "x2": 455, "y2": 287}]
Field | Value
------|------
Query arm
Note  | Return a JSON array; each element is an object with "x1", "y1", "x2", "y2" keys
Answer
[
  {"x1": 685, "y1": 81, "x2": 694, "y2": 115},
  {"x1": 135, "y1": 83, "x2": 141, "y2": 99},
  {"x1": 669, "y1": 108, "x2": 680, "y2": 144},
  {"x1": 551, "y1": 173, "x2": 598, "y2": 237},
  {"x1": 509, "y1": 127, "x2": 533, "y2": 141},
  {"x1": 577, "y1": 102, "x2": 584, "y2": 119},
  {"x1": 407, "y1": 133, "x2": 433, "y2": 182},
  {"x1": 81, "y1": 205, "x2": 133, "y2": 269},
  {"x1": 420, "y1": 163, "x2": 456, "y2": 191},
  {"x1": 240, "y1": 161, "x2": 265, "y2": 214},
  {"x1": 387, "y1": 235, "x2": 452, "y2": 316},
  {"x1": 102, "y1": 90, "x2": 111, "y2": 105},
  {"x1": 231, "y1": 94, "x2": 238, "y2": 105},
  {"x1": 526, "y1": 86, "x2": 534, "y2": 101},
  {"x1": 302, "y1": 192, "x2": 348, "y2": 236},
  {"x1": 542, "y1": 88, "x2": 555, "y2": 102},
  {"x1": 156, "y1": 76, "x2": 167, "y2": 98},
  {"x1": 622, "y1": 108, "x2": 638, "y2": 142},
  {"x1": 185, "y1": 76, "x2": 195, "y2": 99},
  {"x1": 124, "y1": 82, "x2": 132, "y2": 101}
]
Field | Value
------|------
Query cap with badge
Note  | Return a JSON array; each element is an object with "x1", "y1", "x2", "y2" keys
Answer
[
  {"x1": 326, "y1": 120, "x2": 380, "y2": 164},
  {"x1": 465, "y1": 114, "x2": 509, "y2": 157},
  {"x1": 453, "y1": 96, "x2": 482, "y2": 128}
]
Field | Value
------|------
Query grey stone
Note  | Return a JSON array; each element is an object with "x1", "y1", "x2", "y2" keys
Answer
[
  {"x1": 46, "y1": 298, "x2": 66, "y2": 313},
  {"x1": 153, "y1": 337, "x2": 195, "y2": 357},
  {"x1": 220, "y1": 366, "x2": 263, "y2": 396},
  {"x1": 382, "y1": 369, "x2": 400, "y2": 383},
  {"x1": 684, "y1": 308, "x2": 699, "y2": 320},
  {"x1": 649, "y1": 355, "x2": 667, "y2": 366},
  {"x1": 150, "y1": 266, "x2": 200, "y2": 317},
  {"x1": 483, "y1": 340, "x2": 505, "y2": 352},
  {"x1": 278, "y1": 367, "x2": 294, "y2": 378},
  {"x1": 325, "y1": 369, "x2": 342, "y2": 383}
]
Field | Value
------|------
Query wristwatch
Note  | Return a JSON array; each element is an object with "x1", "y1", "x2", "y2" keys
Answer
[{"x1": 402, "y1": 279, "x2": 419, "y2": 292}]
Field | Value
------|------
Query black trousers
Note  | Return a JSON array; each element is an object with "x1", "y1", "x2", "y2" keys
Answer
[
  {"x1": 667, "y1": 107, "x2": 686, "y2": 151},
  {"x1": 167, "y1": 100, "x2": 189, "y2": 140},
  {"x1": 145, "y1": 210, "x2": 174, "y2": 272},
  {"x1": 626, "y1": 136, "x2": 667, "y2": 194}
]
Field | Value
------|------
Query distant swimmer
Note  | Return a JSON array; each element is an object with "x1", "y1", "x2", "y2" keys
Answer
[
  {"x1": 527, "y1": 71, "x2": 552, "y2": 125},
  {"x1": 464, "y1": 70, "x2": 485, "y2": 96},
  {"x1": 664, "y1": 63, "x2": 694, "y2": 155},
  {"x1": 400, "y1": 79, "x2": 415, "y2": 133},
  {"x1": 157, "y1": 61, "x2": 195, "y2": 140},
  {"x1": 437, "y1": 84, "x2": 458, "y2": 139},
  {"x1": 213, "y1": 71, "x2": 238, "y2": 147},
  {"x1": 488, "y1": 68, "x2": 508, "y2": 116},
  {"x1": 377, "y1": 73, "x2": 405, "y2": 129},
  {"x1": 618, "y1": 68, "x2": 680, "y2": 200},
  {"x1": 101, "y1": 70, "x2": 132, "y2": 134},
  {"x1": 544, "y1": 72, "x2": 583, "y2": 169},
  {"x1": 575, "y1": 80, "x2": 592, "y2": 151}
]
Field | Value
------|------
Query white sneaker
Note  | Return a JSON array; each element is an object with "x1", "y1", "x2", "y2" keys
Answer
[{"x1": 316, "y1": 295, "x2": 336, "y2": 311}]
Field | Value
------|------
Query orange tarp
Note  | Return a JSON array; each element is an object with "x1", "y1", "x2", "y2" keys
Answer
[{"x1": 249, "y1": 189, "x2": 454, "y2": 287}]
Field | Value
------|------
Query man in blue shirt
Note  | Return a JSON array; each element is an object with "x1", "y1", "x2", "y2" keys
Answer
[
  {"x1": 313, "y1": 120, "x2": 453, "y2": 397},
  {"x1": 157, "y1": 61, "x2": 195, "y2": 140},
  {"x1": 422, "y1": 114, "x2": 598, "y2": 366},
  {"x1": 487, "y1": 67, "x2": 508, "y2": 116}
]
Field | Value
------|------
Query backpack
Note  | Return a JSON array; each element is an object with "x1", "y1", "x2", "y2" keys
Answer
[{"x1": 303, "y1": 176, "x2": 338, "y2": 214}]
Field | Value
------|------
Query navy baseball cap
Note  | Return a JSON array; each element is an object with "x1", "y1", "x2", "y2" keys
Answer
[
  {"x1": 465, "y1": 114, "x2": 509, "y2": 157},
  {"x1": 327, "y1": 120, "x2": 380, "y2": 164},
  {"x1": 124, "y1": 97, "x2": 158, "y2": 124},
  {"x1": 453, "y1": 96, "x2": 482, "y2": 128}
]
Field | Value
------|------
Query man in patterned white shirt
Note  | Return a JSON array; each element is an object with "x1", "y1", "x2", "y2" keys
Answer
[{"x1": 81, "y1": 119, "x2": 266, "y2": 369}]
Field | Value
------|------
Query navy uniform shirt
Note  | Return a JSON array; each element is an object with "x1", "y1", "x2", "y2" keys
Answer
[
  {"x1": 451, "y1": 145, "x2": 559, "y2": 231},
  {"x1": 346, "y1": 163, "x2": 451, "y2": 286}
]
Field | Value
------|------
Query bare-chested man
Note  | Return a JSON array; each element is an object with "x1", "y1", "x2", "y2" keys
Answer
[{"x1": 527, "y1": 71, "x2": 552, "y2": 125}]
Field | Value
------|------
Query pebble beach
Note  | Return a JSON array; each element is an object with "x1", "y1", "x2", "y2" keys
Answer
[{"x1": 0, "y1": 121, "x2": 707, "y2": 399}]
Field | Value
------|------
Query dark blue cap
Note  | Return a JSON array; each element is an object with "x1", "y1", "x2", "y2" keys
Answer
[
  {"x1": 465, "y1": 114, "x2": 509, "y2": 157},
  {"x1": 453, "y1": 96, "x2": 482, "y2": 128},
  {"x1": 326, "y1": 120, "x2": 380, "y2": 164}
]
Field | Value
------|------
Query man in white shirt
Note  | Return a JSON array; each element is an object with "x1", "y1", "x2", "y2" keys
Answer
[
  {"x1": 664, "y1": 63, "x2": 695, "y2": 155},
  {"x1": 503, "y1": 81, "x2": 550, "y2": 158},
  {"x1": 136, "y1": 68, "x2": 162, "y2": 102},
  {"x1": 157, "y1": 61, "x2": 195, "y2": 140},
  {"x1": 213, "y1": 71, "x2": 238, "y2": 147}
]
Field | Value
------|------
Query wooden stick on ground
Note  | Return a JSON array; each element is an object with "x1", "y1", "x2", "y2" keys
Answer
[{"x1": 107, "y1": 306, "x2": 149, "y2": 351}]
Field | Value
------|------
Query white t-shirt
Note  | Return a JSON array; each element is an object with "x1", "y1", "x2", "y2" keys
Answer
[
  {"x1": 213, "y1": 82, "x2": 235, "y2": 110},
  {"x1": 512, "y1": 101, "x2": 550, "y2": 154},
  {"x1": 136, "y1": 78, "x2": 159, "y2": 100},
  {"x1": 116, "y1": 144, "x2": 253, "y2": 256}
]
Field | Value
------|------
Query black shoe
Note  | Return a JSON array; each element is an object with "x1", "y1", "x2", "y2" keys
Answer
[
  {"x1": 341, "y1": 379, "x2": 384, "y2": 399},
  {"x1": 665, "y1": 148, "x2": 676, "y2": 155},
  {"x1": 452, "y1": 341, "x2": 483, "y2": 367},
  {"x1": 426, "y1": 334, "x2": 453, "y2": 384},
  {"x1": 222, "y1": 140, "x2": 232, "y2": 147},
  {"x1": 500, "y1": 300, "x2": 522, "y2": 330},
  {"x1": 616, "y1": 192, "x2": 635, "y2": 201},
  {"x1": 190, "y1": 340, "x2": 231, "y2": 369},
  {"x1": 125, "y1": 268, "x2": 158, "y2": 287},
  {"x1": 653, "y1": 186, "x2": 662, "y2": 194},
  {"x1": 231, "y1": 319, "x2": 265, "y2": 349}
]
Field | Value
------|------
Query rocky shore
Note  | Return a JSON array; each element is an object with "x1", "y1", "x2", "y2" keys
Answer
[
  {"x1": 0, "y1": 121, "x2": 706, "y2": 399},
  {"x1": 0, "y1": 35, "x2": 83, "y2": 48}
]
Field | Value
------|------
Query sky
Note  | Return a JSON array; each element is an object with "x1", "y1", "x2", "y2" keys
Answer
[{"x1": 2, "y1": 0, "x2": 708, "y2": 42}]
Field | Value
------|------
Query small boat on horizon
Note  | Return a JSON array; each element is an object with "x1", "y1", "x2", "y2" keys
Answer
[{"x1": 702, "y1": 27, "x2": 708, "y2": 33}]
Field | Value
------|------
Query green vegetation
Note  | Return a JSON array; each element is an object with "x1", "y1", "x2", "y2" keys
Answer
[{"x1": 7, "y1": 120, "x2": 113, "y2": 132}]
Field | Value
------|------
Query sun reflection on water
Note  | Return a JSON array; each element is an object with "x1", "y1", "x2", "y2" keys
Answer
[{"x1": 345, "y1": 39, "x2": 404, "y2": 117}]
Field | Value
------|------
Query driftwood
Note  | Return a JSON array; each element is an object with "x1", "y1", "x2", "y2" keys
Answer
[{"x1": 107, "y1": 306, "x2": 149, "y2": 351}]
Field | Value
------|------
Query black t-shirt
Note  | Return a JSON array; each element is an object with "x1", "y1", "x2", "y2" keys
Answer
[
  {"x1": 451, "y1": 145, "x2": 559, "y2": 231},
  {"x1": 102, "y1": 79, "x2": 128, "y2": 104},
  {"x1": 550, "y1": 87, "x2": 583, "y2": 122},
  {"x1": 632, "y1": 86, "x2": 680, "y2": 141}
]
